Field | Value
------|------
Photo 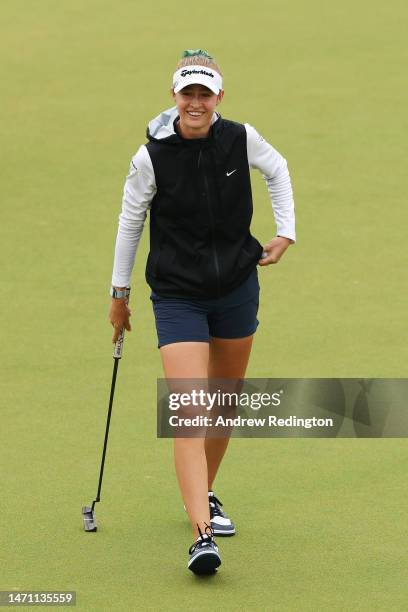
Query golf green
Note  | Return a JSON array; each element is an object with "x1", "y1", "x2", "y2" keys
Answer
[{"x1": 1, "y1": 0, "x2": 407, "y2": 609}]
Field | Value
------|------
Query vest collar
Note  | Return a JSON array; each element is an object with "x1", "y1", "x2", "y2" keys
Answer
[{"x1": 147, "y1": 105, "x2": 221, "y2": 144}]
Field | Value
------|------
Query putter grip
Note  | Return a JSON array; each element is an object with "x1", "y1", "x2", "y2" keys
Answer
[
  {"x1": 113, "y1": 294, "x2": 130, "y2": 359},
  {"x1": 113, "y1": 327, "x2": 125, "y2": 359}
]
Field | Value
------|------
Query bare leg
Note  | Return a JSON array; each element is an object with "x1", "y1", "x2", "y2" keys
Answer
[
  {"x1": 160, "y1": 342, "x2": 210, "y2": 539},
  {"x1": 206, "y1": 335, "x2": 254, "y2": 489}
]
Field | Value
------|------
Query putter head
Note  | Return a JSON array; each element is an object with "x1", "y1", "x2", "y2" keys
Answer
[{"x1": 82, "y1": 506, "x2": 97, "y2": 532}]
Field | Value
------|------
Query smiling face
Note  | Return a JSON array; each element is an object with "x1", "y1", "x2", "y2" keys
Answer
[{"x1": 172, "y1": 84, "x2": 224, "y2": 139}]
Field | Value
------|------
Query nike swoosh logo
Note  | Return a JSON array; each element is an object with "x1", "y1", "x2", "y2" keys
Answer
[{"x1": 226, "y1": 169, "x2": 237, "y2": 177}]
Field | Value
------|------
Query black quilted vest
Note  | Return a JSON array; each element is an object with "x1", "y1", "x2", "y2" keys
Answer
[{"x1": 145, "y1": 115, "x2": 263, "y2": 298}]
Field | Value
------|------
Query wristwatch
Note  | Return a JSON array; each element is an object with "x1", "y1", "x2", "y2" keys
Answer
[{"x1": 110, "y1": 286, "x2": 131, "y2": 299}]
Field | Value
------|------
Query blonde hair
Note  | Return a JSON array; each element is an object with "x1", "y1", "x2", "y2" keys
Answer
[{"x1": 175, "y1": 50, "x2": 223, "y2": 77}]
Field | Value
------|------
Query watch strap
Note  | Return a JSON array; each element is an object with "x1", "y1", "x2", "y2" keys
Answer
[{"x1": 110, "y1": 286, "x2": 131, "y2": 299}]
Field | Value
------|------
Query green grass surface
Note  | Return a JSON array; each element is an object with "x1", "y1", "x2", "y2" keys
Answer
[{"x1": 1, "y1": 0, "x2": 407, "y2": 610}]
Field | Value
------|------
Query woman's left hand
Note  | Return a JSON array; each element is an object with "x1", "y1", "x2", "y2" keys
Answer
[{"x1": 258, "y1": 236, "x2": 293, "y2": 266}]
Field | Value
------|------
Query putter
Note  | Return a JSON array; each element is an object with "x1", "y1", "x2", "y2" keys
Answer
[{"x1": 82, "y1": 303, "x2": 129, "y2": 532}]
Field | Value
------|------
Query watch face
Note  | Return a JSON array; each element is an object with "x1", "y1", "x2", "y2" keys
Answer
[{"x1": 111, "y1": 288, "x2": 129, "y2": 298}]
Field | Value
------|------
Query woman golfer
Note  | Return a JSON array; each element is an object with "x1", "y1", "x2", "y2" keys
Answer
[{"x1": 109, "y1": 49, "x2": 295, "y2": 575}]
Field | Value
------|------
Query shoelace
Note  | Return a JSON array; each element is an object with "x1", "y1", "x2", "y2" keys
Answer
[
  {"x1": 209, "y1": 494, "x2": 224, "y2": 518},
  {"x1": 189, "y1": 523, "x2": 215, "y2": 555}
]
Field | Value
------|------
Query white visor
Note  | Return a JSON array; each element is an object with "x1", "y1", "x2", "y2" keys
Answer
[{"x1": 172, "y1": 65, "x2": 223, "y2": 94}]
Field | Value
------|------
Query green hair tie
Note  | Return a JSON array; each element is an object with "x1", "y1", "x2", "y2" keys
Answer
[{"x1": 181, "y1": 49, "x2": 213, "y2": 60}]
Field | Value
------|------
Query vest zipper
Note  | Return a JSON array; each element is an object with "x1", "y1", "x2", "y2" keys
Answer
[{"x1": 198, "y1": 149, "x2": 221, "y2": 296}]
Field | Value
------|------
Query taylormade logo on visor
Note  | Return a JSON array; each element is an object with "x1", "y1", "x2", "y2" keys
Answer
[
  {"x1": 173, "y1": 64, "x2": 223, "y2": 93},
  {"x1": 180, "y1": 69, "x2": 215, "y2": 78}
]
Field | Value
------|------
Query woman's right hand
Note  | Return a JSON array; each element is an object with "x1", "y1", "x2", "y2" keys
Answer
[{"x1": 109, "y1": 298, "x2": 132, "y2": 344}]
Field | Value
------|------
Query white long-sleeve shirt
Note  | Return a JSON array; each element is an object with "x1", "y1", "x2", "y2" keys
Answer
[{"x1": 111, "y1": 116, "x2": 295, "y2": 287}]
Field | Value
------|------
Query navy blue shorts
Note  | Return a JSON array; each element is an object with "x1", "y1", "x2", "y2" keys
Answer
[{"x1": 150, "y1": 268, "x2": 260, "y2": 348}]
